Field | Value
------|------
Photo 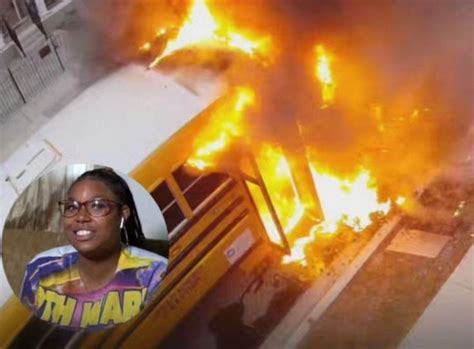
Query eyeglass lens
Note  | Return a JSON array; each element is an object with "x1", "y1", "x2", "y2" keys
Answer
[{"x1": 60, "y1": 199, "x2": 113, "y2": 217}]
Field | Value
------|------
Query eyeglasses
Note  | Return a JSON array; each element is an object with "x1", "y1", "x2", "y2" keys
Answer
[{"x1": 58, "y1": 199, "x2": 123, "y2": 218}]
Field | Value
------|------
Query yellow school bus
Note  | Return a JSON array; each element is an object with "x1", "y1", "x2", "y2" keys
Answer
[{"x1": 0, "y1": 65, "x2": 288, "y2": 348}]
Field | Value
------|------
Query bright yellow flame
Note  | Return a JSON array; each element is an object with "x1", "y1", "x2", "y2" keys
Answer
[
  {"x1": 155, "y1": 28, "x2": 168, "y2": 38},
  {"x1": 453, "y1": 201, "x2": 465, "y2": 217},
  {"x1": 187, "y1": 134, "x2": 229, "y2": 171},
  {"x1": 187, "y1": 87, "x2": 255, "y2": 170},
  {"x1": 282, "y1": 233, "x2": 315, "y2": 266},
  {"x1": 149, "y1": 0, "x2": 268, "y2": 68},
  {"x1": 228, "y1": 32, "x2": 259, "y2": 55},
  {"x1": 411, "y1": 109, "x2": 420, "y2": 121},
  {"x1": 186, "y1": 94, "x2": 304, "y2": 244},
  {"x1": 139, "y1": 42, "x2": 152, "y2": 53},
  {"x1": 283, "y1": 166, "x2": 391, "y2": 265},
  {"x1": 396, "y1": 196, "x2": 406, "y2": 206},
  {"x1": 372, "y1": 104, "x2": 386, "y2": 133},
  {"x1": 247, "y1": 181, "x2": 283, "y2": 245},
  {"x1": 311, "y1": 166, "x2": 390, "y2": 232},
  {"x1": 255, "y1": 145, "x2": 305, "y2": 235},
  {"x1": 315, "y1": 45, "x2": 336, "y2": 107}
]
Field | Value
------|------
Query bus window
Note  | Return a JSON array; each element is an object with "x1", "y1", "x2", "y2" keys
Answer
[
  {"x1": 172, "y1": 166, "x2": 229, "y2": 211},
  {"x1": 151, "y1": 180, "x2": 186, "y2": 232}
]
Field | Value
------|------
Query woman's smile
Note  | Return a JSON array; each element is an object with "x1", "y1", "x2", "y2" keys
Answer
[{"x1": 72, "y1": 229, "x2": 95, "y2": 241}]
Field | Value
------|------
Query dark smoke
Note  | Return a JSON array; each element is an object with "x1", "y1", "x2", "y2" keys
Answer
[
  {"x1": 72, "y1": 0, "x2": 473, "y2": 200},
  {"x1": 223, "y1": 0, "x2": 473, "y2": 200}
]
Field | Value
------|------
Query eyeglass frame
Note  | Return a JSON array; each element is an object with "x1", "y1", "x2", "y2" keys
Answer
[{"x1": 58, "y1": 198, "x2": 124, "y2": 218}]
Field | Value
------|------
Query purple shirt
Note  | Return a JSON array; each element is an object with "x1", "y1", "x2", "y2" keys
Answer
[{"x1": 20, "y1": 245, "x2": 168, "y2": 330}]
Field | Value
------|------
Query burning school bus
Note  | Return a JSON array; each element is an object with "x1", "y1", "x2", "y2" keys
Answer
[
  {"x1": 0, "y1": 63, "x2": 262, "y2": 343},
  {"x1": 0, "y1": 63, "x2": 402, "y2": 349},
  {"x1": 0, "y1": 63, "x2": 336, "y2": 347},
  {"x1": 1, "y1": 0, "x2": 462, "y2": 347}
]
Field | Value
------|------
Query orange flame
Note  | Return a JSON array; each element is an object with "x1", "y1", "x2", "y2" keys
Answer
[
  {"x1": 185, "y1": 90, "x2": 306, "y2": 246},
  {"x1": 315, "y1": 45, "x2": 336, "y2": 107},
  {"x1": 311, "y1": 167, "x2": 390, "y2": 232},
  {"x1": 155, "y1": 21, "x2": 401, "y2": 270},
  {"x1": 282, "y1": 166, "x2": 391, "y2": 265},
  {"x1": 453, "y1": 201, "x2": 465, "y2": 217},
  {"x1": 396, "y1": 196, "x2": 407, "y2": 207},
  {"x1": 255, "y1": 145, "x2": 305, "y2": 235},
  {"x1": 247, "y1": 180, "x2": 283, "y2": 245},
  {"x1": 139, "y1": 42, "x2": 152, "y2": 53},
  {"x1": 187, "y1": 87, "x2": 255, "y2": 171},
  {"x1": 148, "y1": 0, "x2": 269, "y2": 68}
]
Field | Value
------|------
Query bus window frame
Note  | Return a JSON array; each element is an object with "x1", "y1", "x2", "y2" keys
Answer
[
  {"x1": 188, "y1": 176, "x2": 234, "y2": 214},
  {"x1": 240, "y1": 153, "x2": 291, "y2": 254},
  {"x1": 151, "y1": 164, "x2": 236, "y2": 242},
  {"x1": 149, "y1": 176, "x2": 190, "y2": 237},
  {"x1": 173, "y1": 167, "x2": 232, "y2": 213},
  {"x1": 167, "y1": 168, "x2": 235, "y2": 242}
]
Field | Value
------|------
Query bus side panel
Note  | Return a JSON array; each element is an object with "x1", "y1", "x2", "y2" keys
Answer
[
  {"x1": 0, "y1": 297, "x2": 31, "y2": 347},
  {"x1": 122, "y1": 218, "x2": 262, "y2": 347}
]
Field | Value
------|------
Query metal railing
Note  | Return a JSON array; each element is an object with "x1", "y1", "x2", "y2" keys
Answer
[{"x1": 0, "y1": 31, "x2": 68, "y2": 123}]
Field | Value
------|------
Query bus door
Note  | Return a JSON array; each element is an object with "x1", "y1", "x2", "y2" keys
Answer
[{"x1": 239, "y1": 152, "x2": 291, "y2": 254}]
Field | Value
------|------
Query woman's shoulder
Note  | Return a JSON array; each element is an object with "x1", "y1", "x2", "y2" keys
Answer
[
  {"x1": 28, "y1": 245, "x2": 76, "y2": 261},
  {"x1": 21, "y1": 246, "x2": 78, "y2": 298},
  {"x1": 25, "y1": 245, "x2": 77, "y2": 272},
  {"x1": 121, "y1": 246, "x2": 168, "y2": 298},
  {"x1": 124, "y1": 245, "x2": 168, "y2": 262}
]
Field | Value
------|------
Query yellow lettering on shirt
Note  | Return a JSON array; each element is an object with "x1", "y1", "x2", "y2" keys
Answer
[
  {"x1": 122, "y1": 290, "x2": 142, "y2": 322},
  {"x1": 35, "y1": 285, "x2": 46, "y2": 310},
  {"x1": 80, "y1": 300, "x2": 102, "y2": 328},
  {"x1": 38, "y1": 287, "x2": 76, "y2": 326},
  {"x1": 36, "y1": 286, "x2": 150, "y2": 328},
  {"x1": 38, "y1": 287, "x2": 52, "y2": 322},
  {"x1": 99, "y1": 291, "x2": 122, "y2": 325},
  {"x1": 52, "y1": 293, "x2": 76, "y2": 326}
]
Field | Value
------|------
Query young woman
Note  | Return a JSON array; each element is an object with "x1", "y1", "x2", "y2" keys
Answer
[{"x1": 20, "y1": 168, "x2": 168, "y2": 330}]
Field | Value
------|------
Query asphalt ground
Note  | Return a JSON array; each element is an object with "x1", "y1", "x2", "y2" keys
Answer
[{"x1": 298, "y1": 178, "x2": 473, "y2": 349}]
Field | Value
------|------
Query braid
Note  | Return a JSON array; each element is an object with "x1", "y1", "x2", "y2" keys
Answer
[{"x1": 71, "y1": 167, "x2": 145, "y2": 247}]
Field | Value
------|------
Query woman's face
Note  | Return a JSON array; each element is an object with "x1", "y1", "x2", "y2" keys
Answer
[{"x1": 63, "y1": 179, "x2": 127, "y2": 259}]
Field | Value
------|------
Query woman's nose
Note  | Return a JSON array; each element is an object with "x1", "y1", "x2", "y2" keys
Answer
[{"x1": 75, "y1": 204, "x2": 92, "y2": 221}]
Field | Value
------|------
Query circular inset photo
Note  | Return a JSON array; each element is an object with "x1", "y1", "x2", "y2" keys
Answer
[{"x1": 2, "y1": 164, "x2": 168, "y2": 330}]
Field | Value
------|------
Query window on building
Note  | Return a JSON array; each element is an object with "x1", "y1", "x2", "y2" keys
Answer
[
  {"x1": 2, "y1": 1, "x2": 22, "y2": 27},
  {"x1": 15, "y1": 0, "x2": 28, "y2": 19}
]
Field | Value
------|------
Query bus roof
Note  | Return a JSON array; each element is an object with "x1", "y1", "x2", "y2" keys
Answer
[{"x1": 2, "y1": 64, "x2": 214, "y2": 189}]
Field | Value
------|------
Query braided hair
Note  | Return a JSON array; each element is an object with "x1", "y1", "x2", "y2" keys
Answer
[{"x1": 70, "y1": 168, "x2": 145, "y2": 247}]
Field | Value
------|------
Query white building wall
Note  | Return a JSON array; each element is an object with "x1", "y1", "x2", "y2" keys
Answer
[{"x1": 34, "y1": 0, "x2": 49, "y2": 16}]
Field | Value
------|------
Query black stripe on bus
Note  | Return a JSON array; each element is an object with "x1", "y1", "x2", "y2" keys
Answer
[
  {"x1": 170, "y1": 178, "x2": 237, "y2": 245},
  {"x1": 168, "y1": 196, "x2": 245, "y2": 271}
]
